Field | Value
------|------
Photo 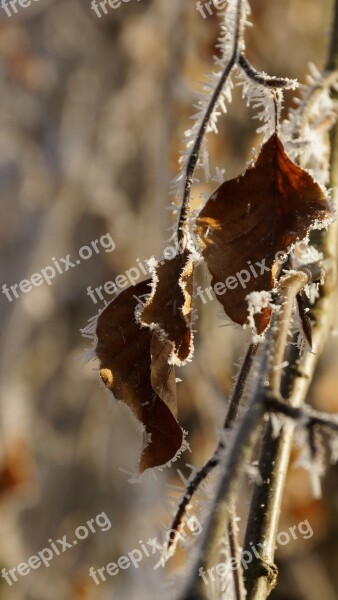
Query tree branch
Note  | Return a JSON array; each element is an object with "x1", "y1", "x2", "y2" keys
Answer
[
  {"x1": 174, "y1": 3, "x2": 338, "y2": 599},
  {"x1": 176, "y1": 4, "x2": 297, "y2": 249},
  {"x1": 177, "y1": 0, "x2": 244, "y2": 246},
  {"x1": 241, "y1": 1, "x2": 338, "y2": 594},
  {"x1": 179, "y1": 255, "x2": 331, "y2": 600}
]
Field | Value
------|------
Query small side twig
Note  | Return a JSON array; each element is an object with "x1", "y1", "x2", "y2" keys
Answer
[
  {"x1": 238, "y1": 55, "x2": 296, "y2": 89},
  {"x1": 265, "y1": 396, "x2": 338, "y2": 434}
]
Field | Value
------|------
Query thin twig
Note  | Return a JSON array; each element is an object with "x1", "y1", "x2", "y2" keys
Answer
[
  {"x1": 241, "y1": 261, "x2": 333, "y2": 600},
  {"x1": 224, "y1": 343, "x2": 259, "y2": 429},
  {"x1": 293, "y1": 69, "x2": 338, "y2": 150},
  {"x1": 167, "y1": 343, "x2": 258, "y2": 549},
  {"x1": 265, "y1": 396, "x2": 338, "y2": 433},
  {"x1": 229, "y1": 500, "x2": 247, "y2": 600},
  {"x1": 176, "y1": 6, "x2": 299, "y2": 248},
  {"x1": 268, "y1": 271, "x2": 308, "y2": 395},
  {"x1": 238, "y1": 55, "x2": 296, "y2": 89},
  {"x1": 177, "y1": 0, "x2": 244, "y2": 246},
  {"x1": 179, "y1": 358, "x2": 270, "y2": 599}
]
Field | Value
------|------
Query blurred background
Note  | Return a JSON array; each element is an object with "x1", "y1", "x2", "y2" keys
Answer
[{"x1": 0, "y1": 0, "x2": 338, "y2": 598}]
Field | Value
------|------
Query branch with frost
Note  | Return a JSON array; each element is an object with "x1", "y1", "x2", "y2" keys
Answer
[
  {"x1": 242, "y1": 281, "x2": 337, "y2": 600},
  {"x1": 241, "y1": 4, "x2": 338, "y2": 594},
  {"x1": 267, "y1": 262, "x2": 327, "y2": 396},
  {"x1": 174, "y1": 0, "x2": 297, "y2": 246},
  {"x1": 178, "y1": 276, "x2": 306, "y2": 599},
  {"x1": 176, "y1": 0, "x2": 245, "y2": 245},
  {"x1": 166, "y1": 343, "x2": 258, "y2": 551},
  {"x1": 179, "y1": 255, "x2": 337, "y2": 600},
  {"x1": 282, "y1": 65, "x2": 338, "y2": 181},
  {"x1": 264, "y1": 396, "x2": 338, "y2": 434},
  {"x1": 159, "y1": 2, "x2": 338, "y2": 599},
  {"x1": 228, "y1": 501, "x2": 247, "y2": 600}
]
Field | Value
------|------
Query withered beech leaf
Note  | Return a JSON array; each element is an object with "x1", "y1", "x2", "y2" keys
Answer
[
  {"x1": 195, "y1": 133, "x2": 333, "y2": 333},
  {"x1": 138, "y1": 251, "x2": 195, "y2": 364},
  {"x1": 95, "y1": 280, "x2": 184, "y2": 472}
]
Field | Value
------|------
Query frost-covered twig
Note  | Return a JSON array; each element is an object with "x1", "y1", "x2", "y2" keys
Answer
[
  {"x1": 241, "y1": 262, "x2": 332, "y2": 599},
  {"x1": 167, "y1": 343, "x2": 258, "y2": 550},
  {"x1": 268, "y1": 270, "x2": 311, "y2": 395},
  {"x1": 293, "y1": 69, "x2": 338, "y2": 146},
  {"x1": 282, "y1": 65, "x2": 338, "y2": 179},
  {"x1": 238, "y1": 55, "x2": 297, "y2": 89},
  {"x1": 229, "y1": 501, "x2": 246, "y2": 600},
  {"x1": 240, "y1": 269, "x2": 321, "y2": 600},
  {"x1": 179, "y1": 353, "x2": 271, "y2": 599},
  {"x1": 177, "y1": 0, "x2": 245, "y2": 246},
  {"x1": 175, "y1": 1, "x2": 297, "y2": 248},
  {"x1": 173, "y1": 2, "x2": 338, "y2": 599},
  {"x1": 264, "y1": 396, "x2": 338, "y2": 433}
]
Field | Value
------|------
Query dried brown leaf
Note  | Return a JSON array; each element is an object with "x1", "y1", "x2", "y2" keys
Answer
[
  {"x1": 195, "y1": 134, "x2": 333, "y2": 333},
  {"x1": 95, "y1": 281, "x2": 184, "y2": 472},
  {"x1": 138, "y1": 251, "x2": 195, "y2": 364}
]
